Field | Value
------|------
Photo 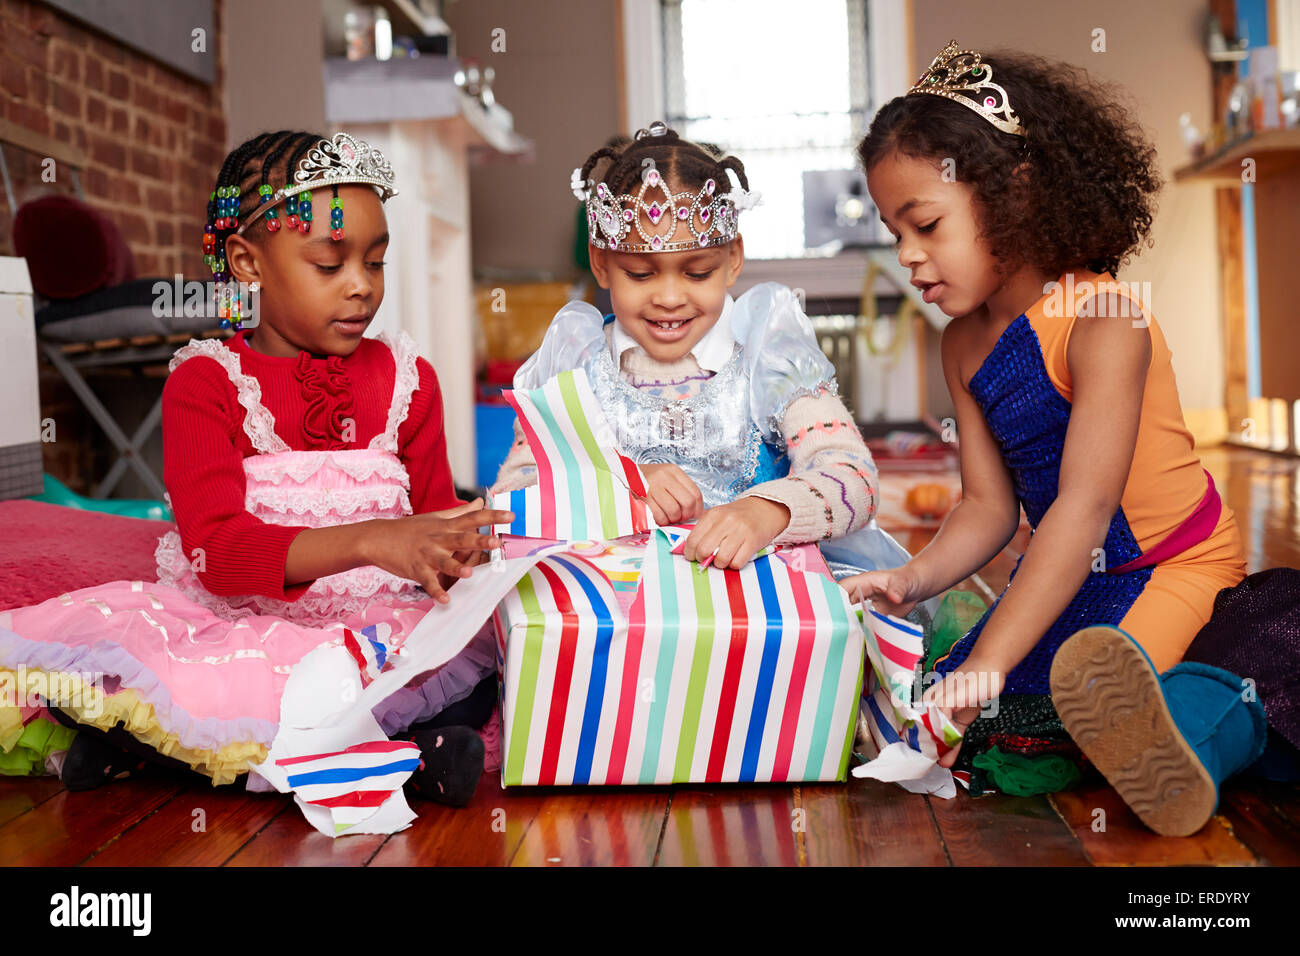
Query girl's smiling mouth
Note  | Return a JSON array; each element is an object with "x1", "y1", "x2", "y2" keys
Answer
[{"x1": 644, "y1": 315, "x2": 695, "y2": 340}]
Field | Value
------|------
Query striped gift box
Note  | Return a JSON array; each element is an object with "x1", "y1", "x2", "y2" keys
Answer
[{"x1": 494, "y1": 529, "x2": 865, "y2": 786}]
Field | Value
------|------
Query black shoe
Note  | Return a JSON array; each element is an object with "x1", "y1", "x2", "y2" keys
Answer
[
  {"x1": 407, "y1": 677, "x2": 497, "y2": 733},
  {"x1": 60, "y1": 732, "x2": 149, "y2": 791},
  {"x1": 406, "y1": 726, "x2": 484, "y2": 807}
]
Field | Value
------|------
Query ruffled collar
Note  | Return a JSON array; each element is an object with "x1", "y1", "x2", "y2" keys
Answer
[
  {"x1": 609, "y1": 294, "x2": 737, "y2": 374},
  {"x1": 229, "y1": 332, "x2": 358, "y2": 449}
]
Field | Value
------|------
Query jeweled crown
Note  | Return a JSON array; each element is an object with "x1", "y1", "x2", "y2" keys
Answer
[
  {"x1": 572, "y1": 122, "x2": 758, "y2": 254},
  {"x1": 907, "y1": 40, "x2": 1026, "y2": 138},
  {"x1": 236, "y1": 132, "x2": 398, "y2": 236}
]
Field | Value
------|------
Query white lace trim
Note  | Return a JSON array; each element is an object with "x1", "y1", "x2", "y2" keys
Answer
[
  {"x1": 171, "y1": 332, "x2": 420, "y2": 457},
  {"x1": 243, "y1": 449, "x2": 411, "y2": 488},
  {"x1": 170, "y1": 338, "x2": 290, "y2": 455},
  {"x1": 246, "y1": 485, "x2": 411, "y2": 518},
  {"x1": 371, "y1": 330, "x2": 421, "y2": 455},
  {"x1": 154, "y1": 529, "x2": 184, "y2": 581},
  {"x1": 154, "y1": 530, "x2": 425, "y2": 626}
]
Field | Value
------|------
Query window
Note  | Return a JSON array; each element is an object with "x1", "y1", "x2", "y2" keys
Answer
[{"x1": 661, "y1": 0, "x2": 872, "y2": 259}]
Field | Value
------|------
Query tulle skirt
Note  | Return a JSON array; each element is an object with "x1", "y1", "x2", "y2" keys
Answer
[{"x1": 0, "y1": 580, "x2": 495, "y2": 784}]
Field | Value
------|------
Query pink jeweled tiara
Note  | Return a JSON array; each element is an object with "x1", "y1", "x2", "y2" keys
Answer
[{"x1": 572, "y1": 123, "x2": 759, "y2": 254}]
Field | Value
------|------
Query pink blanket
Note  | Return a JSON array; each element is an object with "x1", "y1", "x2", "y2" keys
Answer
[{"x1": 0, "y1": 501, "x2": 172, "y2": 611}]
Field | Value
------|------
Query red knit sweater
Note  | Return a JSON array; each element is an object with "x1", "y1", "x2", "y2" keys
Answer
[{"x1": 160, "y1": 330, "x2": 459, "y2": 603}]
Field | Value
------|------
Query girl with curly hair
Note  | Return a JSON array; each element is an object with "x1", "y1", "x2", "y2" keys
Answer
[{"x1": 841, "y1": 42, "x2": 1266, "y2": 836}]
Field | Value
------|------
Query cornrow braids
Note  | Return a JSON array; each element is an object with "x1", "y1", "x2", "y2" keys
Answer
[
  {"x1": 201, "y1": 129, "x2": 326, "y2": 329},
  {"x1": 578, "y1": 122, "x2": 751, "y2": 201},
  {"x1": 715, "y1": 155, "x2": 750, "y2": 191},
  {"x1": 202, "y1": 130, "x2": 326, "y2": 270},
  {"x1": 578, "y1": 145, "x2": 624, "y2": 186}
]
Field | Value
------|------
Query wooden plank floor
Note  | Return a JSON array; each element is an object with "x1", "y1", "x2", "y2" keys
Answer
[{"x1": 2, "y1": 447, "x2": 1298, "y2": 866}]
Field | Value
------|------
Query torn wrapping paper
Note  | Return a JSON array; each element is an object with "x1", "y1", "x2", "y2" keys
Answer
[
  {"x1": 276, "y1": 740, "x2": 422, "y2": 834},
  {"x1": 250, "y1": 640, "x2": 419, "y2": 837},
  {"x1": 494, "y1": 529, "x2": 863, "y2": 786},
  {"x1": 851, "y1": 604, "x2": 965, "y2": 797},
  {"x1": 490, "y1": 368, "x2": 654, "y2": 541},
  {"x1": 250, "y1": 545, "x2": 566, "y2": 837},
  {"x1": 342, "y1": 623, "x2": 396, "y2": 685}
]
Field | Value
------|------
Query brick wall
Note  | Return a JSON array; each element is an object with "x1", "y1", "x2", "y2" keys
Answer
[
  {"x1": 0, "y1": 0, "x2": 230, "y2": 497},
  {"x1": 0, "y1": 0, "x2": 228, "y2": 278}
]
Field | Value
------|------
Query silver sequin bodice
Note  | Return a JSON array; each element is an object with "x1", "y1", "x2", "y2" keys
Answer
[{"x1": 585, "y1": 342, "x2": 781, "y2": 508}]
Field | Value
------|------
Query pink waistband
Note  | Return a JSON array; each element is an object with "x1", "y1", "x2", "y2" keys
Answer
[{"x1": 1108, "y1": 469, "x2": 1222, "y2": 575}]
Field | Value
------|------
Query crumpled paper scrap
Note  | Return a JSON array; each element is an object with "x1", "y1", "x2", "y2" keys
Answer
[
  {"x1": 851, "y1": 603, "x2": 964, "y2": 798},
  {"x1": 251, "y1": 545, "x2": 567, "y2": 837}
]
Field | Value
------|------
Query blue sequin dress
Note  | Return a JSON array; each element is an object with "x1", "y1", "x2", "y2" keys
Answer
[
  {"x1": 923, "y1": 309, "x2": 1169, "y2": 788},
  {"x1": 933, "y1": 313, "x2": 1154, "y2": 696},
  {"x1": 911, "y1": 277, "x2": 1243, "y2": 792}
]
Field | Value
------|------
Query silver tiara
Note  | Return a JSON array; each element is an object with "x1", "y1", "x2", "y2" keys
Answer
[{"x1": 237, "y1": 132, "x2": 398, "y2": 235}]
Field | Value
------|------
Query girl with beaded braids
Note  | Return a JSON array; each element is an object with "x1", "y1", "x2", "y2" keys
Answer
[
  {"x1": 0, "y1": 130, "x2": 513, "y2": 809},
  {"x1": 842, "y1": 42, "x2": 1266, "y2": 836},
  {"x1": 494, "y1": 121, "x2": 904, "y2": 574}
]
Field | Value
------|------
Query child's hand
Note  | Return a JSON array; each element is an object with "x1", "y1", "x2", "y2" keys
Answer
[
  {"x1": 682, "y1": 497, "x2": 790, "y2": 570},
  {"x1": 839, "y1": 567, "x2": 923, "y2": 618},
  {"x1": 367, "y1": 501, "x2": 514, "y2": 605},
  {"x1": 435, "y1": 499, "x2": 496, "y2": 592},
  {"x1": 640, "y1": 463, "x2": 705, "y2": 525},
  {"x1": 922, "y1": 661, "x2": 1005, "y2": 768}
]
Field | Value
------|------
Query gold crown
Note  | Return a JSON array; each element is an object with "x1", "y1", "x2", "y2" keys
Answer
[{"x1": 907, "y1": 40, "x2": 1026, "y2": 138}]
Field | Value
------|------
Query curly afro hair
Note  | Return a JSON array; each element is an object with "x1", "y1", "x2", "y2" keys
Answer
[{"x1": 857, "y1": 50, "x2": 1161, "y2": 279}]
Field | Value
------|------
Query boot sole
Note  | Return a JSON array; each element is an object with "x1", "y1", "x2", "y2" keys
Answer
[{"x1": 1050, "y1": 626, "x2": 1217, "y2": 837}]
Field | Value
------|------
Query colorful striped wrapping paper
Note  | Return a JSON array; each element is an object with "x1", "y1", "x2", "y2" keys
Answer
[
  {"x1": 852, "y1": 605, "x2": 966, "y2": 796},
  {"x1": 275, "y1": 739, "x2": 421, "y2": 835},
  {"x1": 494, "y1": 529, "x2": 865, "y2": 787},
  {"x1": 491, "y1": 369, "x2": 653, "y2": 541}
]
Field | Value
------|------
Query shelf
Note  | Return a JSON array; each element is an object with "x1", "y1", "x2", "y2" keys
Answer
[
  {"x1": 323, "y1": 56, "x2": 530, "y2": 161},
  {"x1": 362, "y1": 0, "x2": 449, "y2": 38},
  {"x1": 1173, "y1": 127, "x2": 1300, "y2": 185}
]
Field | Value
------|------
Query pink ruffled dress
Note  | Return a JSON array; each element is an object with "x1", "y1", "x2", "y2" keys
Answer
[{"x1": 0, "y1": 331, "x2": 494, "y2": 784}]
